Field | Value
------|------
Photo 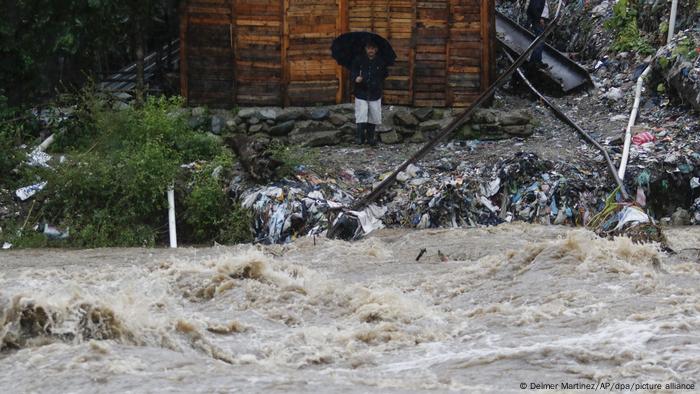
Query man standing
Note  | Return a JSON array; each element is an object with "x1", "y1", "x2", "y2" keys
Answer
[
  {"x1": 351, "y1": 39, "x2": 388, "y2": 146},
  {"x1": 526, "y1": 0, "x2": 550, "y2": 69}
]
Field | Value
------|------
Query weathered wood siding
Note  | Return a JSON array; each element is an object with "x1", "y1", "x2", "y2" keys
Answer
[{"x1": 181, "y1": 0, "x2": 494, "y2": 107}]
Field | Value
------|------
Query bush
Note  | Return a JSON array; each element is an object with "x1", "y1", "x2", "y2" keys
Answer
[
  {"x1": 180, "y1": 151, "x2": 253, "y2": 244},
  {"x1": 605, "y1": 0, "x2": 654, "y2": 55},
  {"x1": 265, "y1": 140, "x2": 319, "y2": 177},
  {"x1": 31, "y1": 95, "x2": 249, "y2": 247}
]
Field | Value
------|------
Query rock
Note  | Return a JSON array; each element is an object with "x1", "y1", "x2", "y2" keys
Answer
[
  {"x1": 419, "y1": 120, "x2": 442, "y2": 132},
  {"x1": 188, "y1": 116, "x2": 206, "y2": 130},
  {"x1": 499, "y1": 110, "x2": 532, "y2": 126},
  {"x1": 259, "y1": 108, "x2": 279, "y2": 121},
  {"x1": 192, "y1": 107, "x2": 207, "y2": 117},
  {"x1": 211, "y1": 115, "x2": 225, "y2": 134},
  {"x1": 233, "y1": 116, "x2": 244, "y2": 125},
  {"x1": 470, "y1": 109, "x2": 498, "y2": 124},
  {"x1": 249, "y1": 123, "x2": 270, "y2": 134},
  {"x1": 503, "y1": 124, "x2": 534, "y2": 137},
  {"x1": 303, "y1": 130, "x2": 343, "y2": 147},
  {"x1": 268, "y1": 120, "x2": 295, "y2": 137},
  {"x1": 329, "y1": 113, "x2": 348, "y2": 127},
  {"x1": 248, "y1": 117, "x2": 260, "y2": 125},
  {"x1": 277, "y1": 108, "x2": 306, "y2": 122},
  {"x1": 340, "y1": 123, "x2": 355, "y2": 135},
  {"x1": 237, "y1": 108, "x2": 258, "y2": 119},
  {"x1": 407, "y1": 130, "x2": 426, "y2": 143},
  {"x1": 376, "y1": 124, "x2": 393, "y2": 133},
  {"x1": 293, "y1": 120, "x2": 332, "y2": 133},
  {"x1": 412, "y1": 107, "x2": 434, "y2": 122},
  {"x1": 309, "y1": 108, "x2": 330, "y2": 120},
  {"x1": 380, "y1": 130, "x2": 401, "y2": 144},
  {"x1": 265, "y1": 119, "x2": 275, "y2": 125},
  {"x1": 671, "y1": 208, "x2": 691, "y2": 226},
  {"x1": 393, "y1": 111, "x2": 419, "y2": 128}
]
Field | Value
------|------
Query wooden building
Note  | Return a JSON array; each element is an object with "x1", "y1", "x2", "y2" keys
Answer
[{"x1": 180, "y1": 0, "x2": 495, "y2": 108}]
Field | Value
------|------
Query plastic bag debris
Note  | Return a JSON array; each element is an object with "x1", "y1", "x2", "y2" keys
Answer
[
  {"x1": 613, "y1": 206, "x2": 650, "y2": 231},
  {"x1": 38, "y1": 223, "x2": 70, "y2": 240},
  {"x1": 15, "y1": 181, "x2": 47, "y2": 201},
  {"x1": 27, "y1": 148, "x2": 52, "y2": 167}
]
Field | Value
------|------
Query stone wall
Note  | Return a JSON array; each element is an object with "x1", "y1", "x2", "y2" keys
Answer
[{"x1": 186, "y1": 104, "x2": 533, "y2": 146}]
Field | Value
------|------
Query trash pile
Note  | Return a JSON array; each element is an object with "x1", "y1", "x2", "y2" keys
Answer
[
  {"x1": 235, "y1": 168, "x2": 355, "y2": 244},
  {"x1": 378, "y1": 152, "x2": 612, "y2": 230},
  {"x1": 650, "y1": 29, "x2": 700, "y2": 112},
  {"x1": 234, "y1": 149, "x2": 624, "y2": 243}
]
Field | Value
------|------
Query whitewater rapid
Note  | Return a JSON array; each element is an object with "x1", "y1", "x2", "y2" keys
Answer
[{"x1": 1, "y1": 223, "x2": 698, "y2": 393}]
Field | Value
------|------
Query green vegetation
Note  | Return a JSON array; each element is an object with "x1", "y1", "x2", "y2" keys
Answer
[
  {"x1": 672, "y1": 36, "x2": 698, "y2": 61},
  {"x1": 0, "y1": 1, "x2": 176, "y2": 106},
  {"x1": 265, "y1": 140, "x2": 320, "y2": 178},
  {"x1": 1, "y1": 94, "x2": 253, "y2": 248},
  {"x1": 605, "y1": 0, "x2": 654, "y2": 55}
]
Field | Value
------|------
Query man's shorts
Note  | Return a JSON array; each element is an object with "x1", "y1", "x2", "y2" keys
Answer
[{"x1": 355, "y1": 98, "x2": 382, "y2": 124}]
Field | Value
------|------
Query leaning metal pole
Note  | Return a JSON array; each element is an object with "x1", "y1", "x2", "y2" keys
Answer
[
  {"x1": 503, "y1": 50, "x2": 630, "y2": 199},
  {"x1": 352, "y1": 1, "x2": 565, "y2": 210}
]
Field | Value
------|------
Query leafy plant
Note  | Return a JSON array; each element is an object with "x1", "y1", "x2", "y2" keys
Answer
[
  {"x1": 265, "y1": 140, "x2": 319, "y2": 178},
  {"x1": 604, "y1": 0, "x2": 654, "y2": 54},
  {"x1": 180, "y1": 151, "x2": 252, "y2": 244}
]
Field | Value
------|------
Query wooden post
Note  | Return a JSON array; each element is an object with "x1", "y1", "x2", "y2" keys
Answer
[
  {"x1": 408, "y1": 2, "x2": 416, "y2": 105},
  {"x1": 179, "y1": 1, "x2": 189, "y2": 104},
  {"x1": 230, "y1": 0, "x2": 238, "y2": 106},
  {"x1": 281, "y1": 0, "x2": 290, "y2": 106},
  {"x1": 337, "y1": 0, "x2": 349, "y2": 103},
  {"x1": 445, "y1": 3, "x2": 452, "y2": 107},
  {"x1": 480, "y1": 0, "x2": 494, "y2": 92}
]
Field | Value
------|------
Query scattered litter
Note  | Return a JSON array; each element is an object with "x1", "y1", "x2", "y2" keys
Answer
[
  {"x1": 37, "y1": 223, "x2": 70, "y2": 240},
  {"x1": 27, "y1": 149, "x2": 52, "y2": 167},
  {"x1": 632, "y1": 132, "x2": 656, "y2": 145},
  {"x1": 2, "y1": 242, "x2": 11, "y2": 250},
  {"x1": 15, "y1": 181, "x2": 47, "y2": 201}
]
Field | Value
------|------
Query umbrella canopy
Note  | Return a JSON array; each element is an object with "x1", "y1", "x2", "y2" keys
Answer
[{"x1": 331, "y1": 32, "x2": 396, "y2": 70}]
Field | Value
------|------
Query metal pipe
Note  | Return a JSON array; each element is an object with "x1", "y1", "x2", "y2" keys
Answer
[
  {"x1": 667, "y1": 0, "x2": 679, "y2": 44},
  {"x1": 168, "y1": 184, "x2": 177, "y2": 248},
  {"x1": 618, "y1": 65, "x2": 651, "y2": 181},
  {"x1": 504, "y1": 51, "x2": 630, "y2": 199},
  {"x1": 352, "y1": 0, "x2": 565, "y2": 210}
]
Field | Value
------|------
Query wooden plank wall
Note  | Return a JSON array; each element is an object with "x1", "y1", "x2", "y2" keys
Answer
[
  {"x1": 233, "y1": 0, "x2": 283, "y2": 105},
  {"x1": 285, "y1": 0, "x2": 340, "y2": 105},
  {"x1": 448, "y1": 0, "x2": 483, "y2": 106},
  {"x1": 181, "y1": 0, "x2": 235, "y2": 107},
  {"x1": 182, "y1": 0, "x2": 494, "y2": 107}
]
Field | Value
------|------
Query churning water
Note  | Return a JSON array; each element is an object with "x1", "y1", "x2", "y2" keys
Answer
[{"x1": 1, "y1": 224, "x2": 699, "y2": 393}]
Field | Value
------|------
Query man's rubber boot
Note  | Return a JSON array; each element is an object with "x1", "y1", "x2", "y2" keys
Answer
[
  {"x1": 366, "y1": 124, "x2": 377, "y2": 146},
  {"x1": 356, "y1": 123, "x2": 366, "y2": 145}
]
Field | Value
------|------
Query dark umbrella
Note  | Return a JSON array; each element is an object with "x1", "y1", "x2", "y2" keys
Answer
[{"x1": 331, "y1": 32, "x2": 396, "y2": 70}]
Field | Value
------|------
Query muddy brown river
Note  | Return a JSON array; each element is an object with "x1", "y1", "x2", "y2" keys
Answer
[{"x1": 1, "y1": 224, "x2": 699, "y2": 393}]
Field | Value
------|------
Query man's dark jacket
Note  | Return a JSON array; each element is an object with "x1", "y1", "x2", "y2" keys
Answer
[
  {"x1": 527, "y1": 0, "x2": 546, "y2": 20},
  {"x1": 351, "y1": 55, "x2": 388, "y2": 101}
]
